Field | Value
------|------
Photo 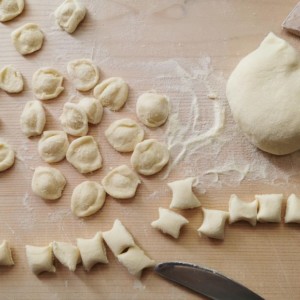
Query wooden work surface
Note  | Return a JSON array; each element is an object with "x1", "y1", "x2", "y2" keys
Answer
[{"x1": 1, "y1": 0, "x2": 300, "y2": 299}]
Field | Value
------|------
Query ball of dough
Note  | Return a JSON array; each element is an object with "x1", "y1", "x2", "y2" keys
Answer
[
  {"x1": 71, "y1": 181, "x2": 106, "y2": 217},
  {"x1": 131, "y1": 139, "x2": 169, "y2": 176},
  {"x1": 101, "y1": 165, "x2": 141, "y2": 199},
  {"x1": 11, "y1": 23, "x2": 44, "y2": 55},
  {"x1": 77, "y1": 97, "x2": 103, "y2": 125},
  {"x1": 227, "y1": 32, "x2": 300, "y2": 155},
  {"x1": 0, "y1": 140, "x2": 15, "y2": 172},
  {"x1": 31, "y1": 166, "x2": 66, "y2": 200},
  {"x1": 105, "y1": 118, "x2": 144, "y2": 152},
  {"x1": 38, "y1": 131, "x2": 69, "y2": 163},
  {"x1": 93, "y1": 77, "x2": 129, "y2": 111},
  {"x1": 0, "y1": 65, "x2": 23, "y2": 93},
  {"x1": 67, "y1": 59, "x2": 100, "y2": 92},
  {"x1": 0, "y1": 0, "x2": 24, "y2": 22},
  {"x1": 136, "y1": 92, "x2": 169, "y2": 127}
]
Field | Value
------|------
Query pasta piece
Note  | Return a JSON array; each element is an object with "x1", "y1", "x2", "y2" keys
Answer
[
  {"x1": 256, "y1": 194, "x2": 283, "y2": 223},
  {"x1": 0, "y1": 0, "x2": 24, "y2": 22},
  {"x1": 0, "y1": 140, "x2": 15, "y2": 172},
  {"x1": 151, "y1": 207, "x2": 188, "y2": 239},
  {"x1": 285, "y1": 194, "x2": 300, "y2": 223},
  {"x1": 0, "y1": 240, "x2": 14, "y2": 266},
  {"x1": 0, "y1": 65, "x2": 23, "y2": 93},
  {"x1": 77, "y1": 97, "x2": 103, "y2": 125}
]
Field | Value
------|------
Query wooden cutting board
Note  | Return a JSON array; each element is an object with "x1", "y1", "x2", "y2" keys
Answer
[{"x1": 1, "y1": 0, "x2": 300, "y2": 299}]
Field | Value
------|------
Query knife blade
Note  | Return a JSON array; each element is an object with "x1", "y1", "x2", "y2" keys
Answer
[{"x1": 154, "y1": 262, "x2": 264, "y2": 300}]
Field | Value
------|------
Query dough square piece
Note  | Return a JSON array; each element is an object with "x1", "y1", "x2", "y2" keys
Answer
[
  {"x1": 285, "y1": 194, "x2": 300, "y2": 223},
  {"x1": 256, "y1": 194, "x2": 283, "y2": 223},
  {"x1": 0, "y1": 240, "x2": 14, "y2": 266},
  {"x1": 0, "y1": 139, "x2": 15, "y2": 172},
  {"x1": 151, "y1": 207, "x2": 189, "y2": 239},
  {"x1": 0, "y1": 0, "x2": 24, "y2": 22},
  {"x1": 0, "y1": 65, "x2": 23, "y2": 93}
]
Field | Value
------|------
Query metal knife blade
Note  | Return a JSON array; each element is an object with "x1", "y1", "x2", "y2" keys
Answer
[{"x1": 154, "y1": 262, "x2": 264, "y2": 300}]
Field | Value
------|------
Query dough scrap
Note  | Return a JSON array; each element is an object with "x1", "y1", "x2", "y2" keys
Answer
[
  {"x1": 31, "y1": 166, "x2": 66, "y2": 200},
  {"x1": 55, "y1": 0, "x2": 86, "y2": 34},
  {"x1": 93, "y1": 77, "x2": 129, "y2": 111},
  {"x1": 71, "y1": 181, "x2": 106, "y2": 217},
  {"x1": 256, "y1": 194, "x2": 283, "y2": 223},
  {"x1": 136, "y1": 92, "x2": 169, "y2": 127},
  {"x1": 0, "y1": 0, "x2": 24, "y2": 22},
  {"x1": 0, "y1": 140, "x2": 15, "y2": 172},
  {"x1": 77, "y1": 232, "x2": 108, "y2": 271},
  {"x1": 67, "y1": 59, "x2": 100, "y2": 92},
  {"x1": 168, "y1": 177, "x2": 201, "y2": 209},
  {"x1": 229, "y1": 194, "x2": 258, "y2": 226},
  {"x1": 0, "y1": 240, "x2": 14, "y2": 266},
  {"x1": 105, "y1": 118, "x2": 144, "y2": 152},
  {"x1": 131, "y1": 139, "x2": 169, "y2": 176},
  {"x1": 20, "y1": 100, "x2": 46, "y2": 137},
  {"x1": 0, "y1": 65, "x2": 23, "y2": 93},
  {"x1": 60, "y1": 102, "x2": 88, "y2": 136},
  {"x1": 285, "y1": 194, "x2": 300, "y2": 223},
  {"x1": 151, "y1": 207, "x2": 189, "y2": 239},
  {"x1": 101, "y1": 165, "x2": 141, "y2": 199},
  {"x1": 198, "y1": 208, "x2": 229, "y2": 240},
  {"x1": 25, "y1": 244, "x2": 55, "y2": 275},
  {"x1": 11, "y1": 23, "x2": 44, "y2": 55},
  {"x1": 38, "y1": 131, "x2": 69, "y2": 163},
  {"x1": 78, "y1": 97, "x2": 103, "y2": 125},
  {"x1": 66, "y1": 136, "x2": 102, "y2": 173}
]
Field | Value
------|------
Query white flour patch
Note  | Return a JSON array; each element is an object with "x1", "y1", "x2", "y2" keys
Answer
[{"x1": 133, "y1": 279, "x2": 146, "y2": 290}]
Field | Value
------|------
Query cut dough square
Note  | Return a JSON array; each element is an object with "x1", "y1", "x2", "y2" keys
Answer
[
  {"x1": 256, "y1": 194, "x2": 283, "y2": 223},
  {"x1": 285, "y1": 194, "x2": 300, "y2": 223},
  {"x1": 0, "y1": 240, "x2": 14, "y2": 266}
]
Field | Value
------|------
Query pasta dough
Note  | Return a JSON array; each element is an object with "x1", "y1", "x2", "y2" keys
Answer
[
  {"x1": 78, "y1": 97, "x2": 103, "y2": 125},
  {"x1": 66, "y1": 136, "x2": 102, "y2": 173},
  {"x1": 11, "y1": 23, "x2": 44, "y2": 55},
  {"x1": 31, "y1": 166, "x2": 66, "y2": 200},
  {"x1": 105, "y1": 118, "x2": 144, "y2": 152},
  {"x1": 94, "y1": 77, "x2": 129, "y2": 111},
  {"x1": 0, "y1": 0, "x2": 24, "y2": 22},
  {"x1": 67, "y1": 59, "x2": 99, "y2": 91},
  {"x1": 0, "y1": 65, "x2": 23, "y2": 93},
  {"x1": 101, "y1": 165, "x2": 141, "y2": 199},
  {"x1": 60, "y1": 102, "x2": 88, "y2": 136},
  {"x1": 32, "y1": 68, "x2": 64, "y2": 100},
  {"x1": 151, "y1": 207, "x2": 189, "y2": 239},
  {"x1": 136, "y1": 92, "x2": 169, "y2": 127},
  {"x1": 77, "y1": 232, "x2": 108, "y2": 271},
  {"x1": 0, "y1": 140, "x2": 15, "y2": 172},
  {"x1": 55, "y1": 0, "x2": 86, "y2": 34},
  {"x1": 285, "y1": 194, "x2": 300, "y2": 223},
  {"x1": 168, "y1": 177, "x2": 201, "y2": 209},
  {"x1": 198, "y1": 208, "x2": 229, "y2": 240},
  {"x1": 38, "y1": 131, "x2": 69, "y2": 163},
  {"x1": 0, "y1": 240, "x2": 14, "y2": 266},
  {"x1": 20, "y1": 100, "x2": 46, "y2": 137},
  {"x1": 256, "y1": 194, "x2": 283, "y2": 223},
  {"x1": 131, "y1": 139, "x2": 169, "y2": 175},
  {"x1": 71, "y1": 181, "x2": 106, "y2": 217}
]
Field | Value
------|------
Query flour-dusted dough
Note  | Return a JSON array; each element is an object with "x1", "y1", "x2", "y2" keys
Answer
[
  {"x1": 20, "y1": 100, "x2": 46, "y2": 137},
  {"x1": 256, "y1": 194, "x2": 283, "y2": 223},
  {"x1": 55, "y1": 0, "x2": 86, "y2": 34},
  {"x1": 32, "y1": 68, "x2": 64, "y2": 100},
  {"x1": 60, "y1": 102, "x2": 88, "y2": 136},
  {"x1": 285, "y1": 194, "x2": 300, "y2": 223},
  {"x1": 71, "y1": 181, "x2": 106, "y2": 217},
  {"x1": 229, "y1": 194, "x2": 258, "y2": 226},
  {"x1": 38, "y1": 131, "x2": 69, "y2": 163},
  {"x1": 0, "y1": 65, "x2": 23, "y2": 93},
  {"x1": 52, "y1": 241, "x2": 80, "y2": 272},
  {"x1": 25, "y1": 244, "x2": 55, "y2": 275},
  {"x1": 11, "y1": 23, "x2": 44, "y2": 55},
  {"x1": 93, "y1": 77, "x2": 129, "y2": 111},
  {"x1": 78, "y1": 97, "x2": 103, "y2": 125},
  {"x1": 105, "y1": 118, "x2": 144, "y2": 152},
  {"x1": 131, "y1": 139, "x2": 169, "y2": 176},
  {"x1": 0, "y1": 240, "x2": 14, "y2": 266},
  {"x1": 66, "y1": 136, "x2": 102, "y2": 173},
  {"x1": 151, "y1": 207, "x2": 189, "y2": 239},
  {"x1": 0, "y1": 0, "x2": 24, "y2": 22},
  {"x1": 101, "y1": 165, "x2": 141, "y2": 199},
  {"x1": 67, "y1": 59, "x2": 99, "y2": 92},
  {"x1": 198, "y1": 208, "x2": 229, "y2": 240},
  {"x1": 168, "y1": 177, "x2": 201, "y2": 209},
  {"x1": 77, "y1": 232, "x2": 108, "y2": 271},
  {"x1": 227, "y1": 33, "x2": 300, "y2": 155},
  {"x1": 31, "y1": 166, "x2": 66, "y2": 200},
  {"x1": 0, "y1": 140, "x2": 15, "y2": 172},
  {"x1": 136, "y1": 92, "x2": 169, "y2": 127}
]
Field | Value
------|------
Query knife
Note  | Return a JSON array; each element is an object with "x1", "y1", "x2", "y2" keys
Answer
[{"x1": 154, "y1": 262, "x2": 264, "y2": 300}]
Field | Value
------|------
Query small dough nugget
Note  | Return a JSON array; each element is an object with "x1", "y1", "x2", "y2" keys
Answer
[
  {"x1": 131, "y1": 139, "x2": 169, "y2": 176},
  {"x1": 151, "y1": 207, "x2": 189, "y2": 239},
  {"x1": 0, "y1": 140, "x2": 15, "y2": 172},
  {"x1": 105, "y1": 118, "x2": 144, "y2": 152},
  {"x1": 78, "y1": 97, "x2": 103, "y2": 125},
  {"x1": 0, "y1": 240, "x2": 14, "y2": 266},
  {"x1": 0, "y1": 65, "x2": 23, "y2": 93},
  {"x1": 256, "y1": 194, "x2": 283, "y2": 223},
  {"x1": 285, "y1": 194, "x2": 300, "y2": 223},
  {"x1": 0, "y1": 0, "x2": 24, "y2": 22},
  {"x1": 31, "y1": 166, "x2": 66, "y2": 200},
  {"x1": 20, "y1": 100, "x2": 46, "y2": 137},
  {"x1": 11, "y1": 23, "x2": 44, "y2": 55},
  {"x1": 101, "y1": 165, "x2": 140, "y2": 199},
  {"x1": 66, "y1": 136, "x2": 102, "y2": 173},
  {"x1": 71, "y1": 181, "x2": 106, "y2": 217}
]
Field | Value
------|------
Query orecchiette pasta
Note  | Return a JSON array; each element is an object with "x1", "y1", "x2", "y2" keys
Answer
[
  {"x1": 0, "y1": 140, "x2": 15, "y2": 172},
  {"x1": 0, "y1": 0, "x2": 24, "y2": 22},
  {"x1": 77, "y1": 97, "x2": 103, "y2": 125},
  {"x1": 0, "y1": 65, "x2": 23, "y2": 93}
]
